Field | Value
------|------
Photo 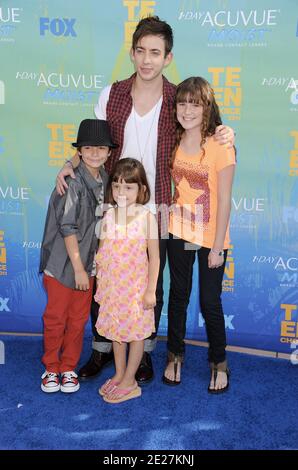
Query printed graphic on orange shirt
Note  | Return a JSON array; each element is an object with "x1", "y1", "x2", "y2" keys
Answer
[
  {"x1": 170, "y1": 157, "x2": 210, "y2": 244},
  {"x1": 280, "y1": 303, "x2": 298, "y2": 344},
  {"x1": 47, "y1": 123, "x2": 76, "y2": 167},
  {"x1": 208, "y1": 66, "x2": 242, "y2": 121},
  {"x1": 172, "y1": 158, "x2": 210, "y2": 226}
]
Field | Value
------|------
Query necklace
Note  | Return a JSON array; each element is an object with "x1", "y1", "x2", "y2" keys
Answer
[{"x1": 132, "y1": 90, "x2": 161, "y2": 163}]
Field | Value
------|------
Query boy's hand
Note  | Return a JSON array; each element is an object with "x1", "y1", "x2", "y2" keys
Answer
[
  {"x1": 56, "y1": 163, "x2": 76, "y2": 196},
  {"x1": 74, "y1": 269, "x2": 89, "y2": 291},
  {"x1": 143, "y1": 289, "x2": 156, "y2": 310},
  {"x1": 214, "y1": 125, "x2": 235, "y2": 148}
]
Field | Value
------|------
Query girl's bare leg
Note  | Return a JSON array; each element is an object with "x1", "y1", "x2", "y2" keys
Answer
[
  {"x1": 111, "y1": 341, "x2": 127, "y2": 383},
  {"x1": 107, "y1": 340, "x2": 144, "y2": 398}
]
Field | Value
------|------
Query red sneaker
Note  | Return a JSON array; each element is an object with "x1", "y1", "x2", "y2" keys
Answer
[
  {"x1": 41, "y1": 371, "x2": 60, "y2": 393},
  {"x1": 60, "y1": 371, "x2": 80, "y2": 393}
]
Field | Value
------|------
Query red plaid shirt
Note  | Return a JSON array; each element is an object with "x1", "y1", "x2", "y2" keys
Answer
[{"x1": 105, "y1": 73, "x2": 176, "y2": 235}]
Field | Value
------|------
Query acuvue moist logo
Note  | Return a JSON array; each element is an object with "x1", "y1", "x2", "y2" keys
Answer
[
  {"x1": 178, "y1": 8, "x2": 281, "y2": 47},
  {"x1": 0, "y1": 6, "x2": 23, "y2": 42},
  {"x1": 0, "y1": 186, "x2": 31, "y2": 216},
  {"x1": 252, "y1": 255, "x2": 298, "y2": 288},
  {"x1": 15, "y1": 72, "x2": 103, "y2": 106},
  {"x1": 261, "y1": 77, "x2": 298, "y2": 111},
  {"x1": 230, "y1": 196, "x2": 267, "y2": 230}
]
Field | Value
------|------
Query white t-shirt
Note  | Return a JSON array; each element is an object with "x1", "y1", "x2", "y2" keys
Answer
[{"x1": 94, "y1": 85, "x2": 162, "y2": 212}]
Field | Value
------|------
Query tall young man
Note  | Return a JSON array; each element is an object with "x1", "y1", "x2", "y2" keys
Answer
[{"x1": 56, "y1": 16, "x2": 234, "y2": 384}]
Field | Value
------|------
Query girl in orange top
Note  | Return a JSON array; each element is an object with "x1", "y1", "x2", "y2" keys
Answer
[{"x1": 163, "y1": 77, "x2": 236, "y2": 393}]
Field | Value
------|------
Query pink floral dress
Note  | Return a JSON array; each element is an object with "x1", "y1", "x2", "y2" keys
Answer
[{"x1": 94, "y1": 208, "x2": 155, "y2": 343}]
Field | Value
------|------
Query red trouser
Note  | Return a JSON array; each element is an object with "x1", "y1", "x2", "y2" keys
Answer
[{"x1": 42, "y1": 274, "x2": 95, "y2": 374}]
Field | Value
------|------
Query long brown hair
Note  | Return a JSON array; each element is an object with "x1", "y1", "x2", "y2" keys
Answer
[
  {"x1": 171, "y1": 77, "x2": 222, "y2": 167},
  {"x1": 106, "y1": 158, "x2": 150, "y2": 205}
]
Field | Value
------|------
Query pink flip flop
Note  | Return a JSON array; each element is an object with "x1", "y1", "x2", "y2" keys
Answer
[
  {"x1": 98, "y1": 378, "x2": 119, "y2": 397},
  {"x1": 103, "y1": 385, "x2": 142, "y2": 403}
]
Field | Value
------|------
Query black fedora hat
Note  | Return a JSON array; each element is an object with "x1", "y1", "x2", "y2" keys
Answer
[{"x1": 72, "y1": 119, "x2": 118, "y2": 148}]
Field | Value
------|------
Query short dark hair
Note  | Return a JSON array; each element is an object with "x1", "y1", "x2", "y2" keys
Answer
[
  {"x1": 106, "y1": 158, "x2": 150, "y2": 205},
  {"x1": 132, "y1": 15, "x2": 173, "y2": 56}
]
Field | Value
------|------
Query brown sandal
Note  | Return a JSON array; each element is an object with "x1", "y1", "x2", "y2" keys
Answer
[
  {"x1": 162, "y1": 352, "x2": 184, "y2": 386},
  {"x1": 208, "y1": 360, "x2": 230, "y2": 394}
]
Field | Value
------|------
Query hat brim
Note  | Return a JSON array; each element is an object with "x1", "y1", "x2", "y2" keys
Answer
[{"x1": 72, "y1": 140, "x2": 118, "y2": 148}]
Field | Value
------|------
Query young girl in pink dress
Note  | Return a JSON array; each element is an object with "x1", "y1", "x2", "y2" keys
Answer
[{"x1": 94, "y1": 158, "x2": 159, "y2": 403}]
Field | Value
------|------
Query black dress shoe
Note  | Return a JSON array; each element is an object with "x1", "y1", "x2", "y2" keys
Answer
[
  {"x1": 135, "y1": 352, "x2": 154, "y2": 384},
  {"x1": 78, "y1": 350, "x2": 114, "y2": 380}
]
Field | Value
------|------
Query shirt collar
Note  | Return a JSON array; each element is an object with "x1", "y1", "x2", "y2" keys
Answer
[
  {"x1": 77, "y1": 160, "x2": 104, "y2": 195},
  {"x1": 122, "y1": 72, "x2": 175, "y2": 104}
]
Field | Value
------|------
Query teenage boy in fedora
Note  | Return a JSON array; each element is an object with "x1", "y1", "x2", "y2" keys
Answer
[
  {"x1": 40, "y1": 119, "x2": 117, "y2": 393},
  {"x1": 55, "y1": 16, "x2": 235, "y2": 384}
]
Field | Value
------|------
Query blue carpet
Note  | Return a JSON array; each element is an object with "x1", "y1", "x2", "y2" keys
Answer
[{"x1": 0, "y1": 334, "x2": 297, "y2": 450}]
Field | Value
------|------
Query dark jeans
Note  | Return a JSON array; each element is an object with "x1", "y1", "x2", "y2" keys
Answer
[
  {"x1": 167, "y1": 234, "x2": 228, "y2": 365},
  {"x1": 150, "y1": 238, "x2": 168, "y2": 339}
]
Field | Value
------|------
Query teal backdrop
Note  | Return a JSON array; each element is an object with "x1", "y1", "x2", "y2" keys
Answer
[{"x1": 0, "y1": 0, "x2": 298, "y2": 354}]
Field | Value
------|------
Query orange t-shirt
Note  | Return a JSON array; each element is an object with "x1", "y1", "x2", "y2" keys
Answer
[{"x1": 169, "y1": 137, "x2": 236, "y2": 249}]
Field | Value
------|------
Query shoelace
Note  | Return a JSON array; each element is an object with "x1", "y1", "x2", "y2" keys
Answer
[
  {"x1": 62, "y1": 372, "x2": 77, "y2": 382},
  {"x1": 44, "y1": 372, "x2": 58, "y2": 382}
]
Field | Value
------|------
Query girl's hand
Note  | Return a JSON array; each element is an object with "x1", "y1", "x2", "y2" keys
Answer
[
  {"x1": 208, "y1": 250, "x2": 224, "y2": 269},
  {"x1": 74, "y1": 269, "x2": 90, "y2": 291},
  {"x1": 143, "y1": 289, "x2": 156, "y2": 310},
  {"x1": 214, "y1": 125, "x2": 235, "y2": 148}
]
